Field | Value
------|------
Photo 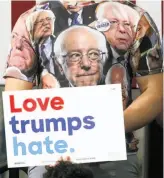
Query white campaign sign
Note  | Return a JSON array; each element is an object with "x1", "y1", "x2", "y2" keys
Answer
[{"x1": 3, "y1": 84, "x2": 127, "y2": 168}]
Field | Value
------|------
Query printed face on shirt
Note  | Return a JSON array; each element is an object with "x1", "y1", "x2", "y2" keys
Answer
[
  {"x1": 96, "y1": 2, "x2": 138, "y2": 53},
  {"x1": 33, "y1": 11, "x2": 54, "y2": 42},
  {"x1": 62, "y1": 0, "x2": 94, "y2": 12},
  {"x1": 136, "y1": 15, "x2": 151, "y2": 40},
  {"x1": 61, "y1": 29, "x2": 104, "y2": 86},
  {"x1": 8, "y1": 32, "x2": 35, "y2": 74},
  {"x1": 105, "y1": 63, "x2": 129, "y2": 110}
]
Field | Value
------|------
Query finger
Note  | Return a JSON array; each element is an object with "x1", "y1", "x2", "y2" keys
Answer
[
  {"x1": 48, "y1": 157, "x2": 64, "y2": 168},
  {"x1": 48, "y1": 161, "x2": 60, "y2": 168},
  {"x1": 65, "y1": 156, "x2": 71, "y2": 161}
]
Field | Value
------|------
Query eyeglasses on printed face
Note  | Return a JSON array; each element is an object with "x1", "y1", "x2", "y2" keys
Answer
[
  {"x1": 62, "y1": 49, "x2": 106, "y2": 63},
  {"x1": 110, "y1": 20, "x2": 131, "y2": 28},
  {"x1": 110, "y1": 20, "x2": 136, "y2": 30},
  {"x1": 34, "y1": 17, "x2": 55, "y2": 26}
]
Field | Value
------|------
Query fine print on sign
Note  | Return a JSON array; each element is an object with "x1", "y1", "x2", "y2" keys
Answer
[{"x1": 3, "y1": 84, "x2": 127, "y2": 168}]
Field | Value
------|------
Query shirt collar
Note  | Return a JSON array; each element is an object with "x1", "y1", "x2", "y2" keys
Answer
[
  {"x1": 111, "y1": 47, "x2": 129, "y2": 59},
  {"x1": 67, "y1": 8, "x2": 83, "y2": 16},
  {"x1": 39, "y1": 36, "x2": 51, "y2": 49}
]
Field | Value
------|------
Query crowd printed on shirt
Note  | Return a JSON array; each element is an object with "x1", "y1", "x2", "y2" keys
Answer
[{"x1": 4, "y1": 0, "x2": 163, "y2": 153}]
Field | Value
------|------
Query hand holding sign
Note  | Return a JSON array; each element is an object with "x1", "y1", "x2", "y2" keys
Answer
[{"x1": 46, "y1": 156, "x2": 71, "y2": 168}]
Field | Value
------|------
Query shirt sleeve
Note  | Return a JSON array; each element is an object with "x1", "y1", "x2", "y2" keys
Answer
[
  {"x1": 3, "y1": 9, "x2": 39, "y2": 83},
  {"x1": 130, "y1": 11, "x2": 163, "y2": 77}
]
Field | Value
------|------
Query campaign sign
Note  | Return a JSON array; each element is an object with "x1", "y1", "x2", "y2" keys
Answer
[{"x1": 2, "y1": 84, "x2": 127, "y2": 168}]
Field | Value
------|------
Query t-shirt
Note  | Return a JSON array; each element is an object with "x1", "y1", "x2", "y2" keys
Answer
[{"x1": 4, "y1": 0, "x2": 163, "y2": 156}]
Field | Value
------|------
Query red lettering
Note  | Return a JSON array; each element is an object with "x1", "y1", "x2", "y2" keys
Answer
[
  {"x1": 10, "y1": 95, "x2": 22, "y2": 113},
  {"x1": 50, "y1": 97, "x2": 64, "y2": 110},
  {"x1": 10, "y1": 95, "x2": 64, "y2": 113},
  {"x1": 36, "y1": 97, "x2": 50, "y2": 111},
  {"x1": 23, "y1": 98, "x2": 37, "y2": 112}
]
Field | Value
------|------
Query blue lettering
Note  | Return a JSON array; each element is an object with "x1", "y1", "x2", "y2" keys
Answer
[
  {"x1": 13, "y1": 137, "x2": 72, "y2": 156},
  {"x1": 55, "y1": 140, "x2": 68, "y2": 153},
  {"x1": 67, "y1": 117, "x2": 81, "y2": 136},
  {"x1": 45, "y1": 118, "x2": 66, "y2": 132},
  {"x1": 43, "y1": 136, "x2": 54, "y2": 154},
  {"x1": 21, "y1": 120, "x2": 30, "y2": 133},
  {"x1": 97, "y1": 23, "x2": 109, "y2": 28},
  {"x1": 31, "y1": 119, "x2": 44, "y2": 133},
  {"x1": 9, "y1": 116, "x2": 20, "y2": 134},
  {"x1": 28, "y1": 141, "x2": 42, "y2": 155},
  {"x1": 10, "y1": 115, "x2": 95, "y2": 138},
  {"x1": 13, "y1": 137, "x2": 26, "y2": 156},
  {"x1": 83, "y1": 116, "x2": 95, "y2": 129}
]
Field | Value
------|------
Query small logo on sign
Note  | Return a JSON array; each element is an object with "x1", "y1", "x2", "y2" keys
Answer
[{"x1": 95, "y1": 19, "x2": 110, "y2": 32}]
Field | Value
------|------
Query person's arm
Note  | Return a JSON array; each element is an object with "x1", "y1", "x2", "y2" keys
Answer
[
  {"x1": 5, "y1": 78, "x2": 33, "y2": 91},
  {"x1": 124, "y1": 12, "x2": 163, "y2": 133},
  {"x1": 124, "y1": 73, "x2": 163, "y2": 132}
]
